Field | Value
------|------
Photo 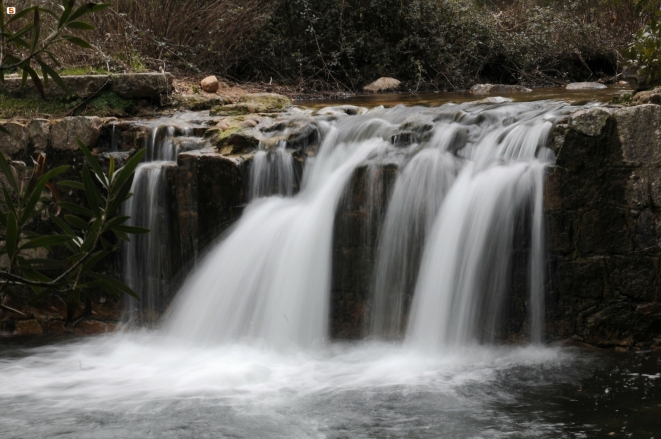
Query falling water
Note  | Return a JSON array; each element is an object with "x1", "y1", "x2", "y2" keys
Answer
[
  {"x1": 167, "y1": 101, "x2": 576, "y2": 348},
  {"x1": 122, "y1": 124, "x2": 195, "y2": 321},
  {"x1": 249, "y1": 142, "x2": 297, "y2": 199}
]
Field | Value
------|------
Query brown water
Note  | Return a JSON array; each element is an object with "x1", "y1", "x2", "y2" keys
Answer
[{"x1": 295, "y1": 85, "x2": 631, "y2": 109}]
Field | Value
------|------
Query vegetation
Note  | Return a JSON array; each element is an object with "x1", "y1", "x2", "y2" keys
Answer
[
  {"x1": 623, "y1": 0, "x2": 661, "y2": 87},
  {"x1": 0, "y1": 142, "x2": 147, "y2": 321}
]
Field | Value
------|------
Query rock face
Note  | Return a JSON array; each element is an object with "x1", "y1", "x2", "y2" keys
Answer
[
  {"x1": 177, "y1": 94, "x2": 231, "y2": 111},
  {"x1": 0, "y1": 121, "x2": 29, "y2": 157},
  {"x1": 565, "y1": 82, "x2": 607, "y2": 90},
  {"x1": 51, "y1": 117, "x2": 103, "y2": 151},
  {"x1": 545, "y1": 104, "x2": 661, "y2": 348},
  {"x1": 363, "y1": 77, "x2": 401, "y2": 93},
  {"x1": 470, "y1": 84, "x2": 532, "y2": 94},
  {"x1": 0, "y1": 73, "x2": 173, "y2": 101},
  {"x1": 200, "y1": 76, "x2": 220, "y2": 93}
]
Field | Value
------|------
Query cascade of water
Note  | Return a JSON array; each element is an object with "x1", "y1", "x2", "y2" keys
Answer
[
  {"x1": 166, "y1": 101, "x2": 578, "y2": 348},
  {"x1": 122, "y1": 124, "x2": 194, "y2": 321},
  {"x1": 368, "y1": 126, "x2": 465, "y2": 338},
  {"x1": 249, "y1": 141, "x2": 297, "y2": 199}
]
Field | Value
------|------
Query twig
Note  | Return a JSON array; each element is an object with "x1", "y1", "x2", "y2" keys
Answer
[{"x1": 64, "y1": 76, "x2": 111, "y2": 116}]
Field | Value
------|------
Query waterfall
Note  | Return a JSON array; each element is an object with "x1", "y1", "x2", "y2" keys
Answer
[
  {"x1": 166, "y1": 101, "x2": 579, "y2": 348},
  {"x1": 121, "y1": 124, "x2": 193, "y2": 322}
]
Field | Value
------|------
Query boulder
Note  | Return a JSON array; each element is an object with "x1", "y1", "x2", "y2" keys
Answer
[
  {"x1": 470, "y1": 84, "x2": 532, "y2": 94},
  {"x1": 111, "y1": 73, "x2": 174, "y2": 99},
  {"x1": 0, "y1": 74, "x2": 109, "y2": 99},
  {"x1": 51, "y1": 116, "x2": 103, "y2": 151},
  {"x1": 568, "y1": 107, "x2": 611, "y2": 137},
  {"x1": 565, "y1": 82, "x2": 607, "y2": 90},
  {"x1": 363, "y1": 77, "x2": 401, "y2": 93},
  {"x1": 631, "y1": 87, "x2": 661, "y2": 105},
  {"x1": 200, "y1": 76, "x2": 220, "y2": 93},
  {"x1": 0, "y1": 121, "x2": 29, "y2": 156}
]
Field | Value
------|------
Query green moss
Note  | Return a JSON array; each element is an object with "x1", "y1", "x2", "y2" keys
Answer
[
  {"x1": 59, "y1": 67, "x2": 108, "y2": 76},
  {"x1": 84, "y1": 91, "x2": 135, "y2": 116}
]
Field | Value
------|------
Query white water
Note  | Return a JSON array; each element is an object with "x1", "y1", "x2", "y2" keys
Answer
[{"x1": 122, "y1": 124, "x2": 198, "y2": 320}]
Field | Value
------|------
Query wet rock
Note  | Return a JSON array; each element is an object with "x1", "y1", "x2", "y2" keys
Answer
[
  {"x1": 611, "y1": 105, "x2": 661, "y2": 164},
  {"x1": 363, "y1": 77, "x2": 401, "y2": 93},
  {"x1": 207, "y1": 117, "x2": 261, "y2": 155},
  {"x1": 621, "y1": 65, "x2": 648, "y2": 91},
  {"x1": 0, "y1": 121, "x2": 28, "y2": 157},
  {"x1": 75, "y1": 320, "x2": 112, "y2": 335},
  {"x1": 15, "y1": 319, "x2": 43, "y2": 336},
  {"x1": 51, "y1": 116, "x2": 103, "y2": 151},
  {"x1": 471, "y1": 96, "x2": 514, "y2": 104},
  {"x1": 259, "y1": 116, "x2": 321, "y2": 155},
  {"x1": 28, "y1": 119, "x2": 50, "y2": 152},
  {"x1": 631, "y1": 86, "x2": 661, "y2": 105},
  {"x1": 470, "y1": 84, "x2": 532, "y2": 94},
  {"x1": 566, "y1": 82, "x2": 607, "y2": 90},
  {"x1": 200, "y1": 75, "x2": 220, "y2": 93},
  {"x1": 316, "y1": 105, "x2": 368, "y2": 116}
]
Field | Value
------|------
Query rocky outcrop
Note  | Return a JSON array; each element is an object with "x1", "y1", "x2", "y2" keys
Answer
[
  {"x1": 565, "y1": 82, "x2": 607, "y2": 90},
  {"x1": 545, "y1": 104, "x2": 661, "y2": 349},
  {"x1": 51, "y1": 117, "x2": 103, "y2": 151},
  {"x1": 470, "y1": 84, "x2": 532, "y2": 94},
  {"x1": 363, "y1": 77, "x2": 401, "y2": 93}
]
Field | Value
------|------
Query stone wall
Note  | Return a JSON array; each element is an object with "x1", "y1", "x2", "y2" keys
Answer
[{"x1": 545, "y1": 104, "x2": 661, "y2": 349}]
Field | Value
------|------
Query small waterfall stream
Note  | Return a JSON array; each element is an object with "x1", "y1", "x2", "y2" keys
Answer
[
  {"x1": 121, "y1": 123, "x2": 198, "y2": 322},
  {"x1": 167, "y1": 100, "x2": 578, "y2": 348}
]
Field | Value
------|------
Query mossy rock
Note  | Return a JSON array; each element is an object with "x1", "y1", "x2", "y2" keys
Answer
[{"x1": 210, "y1": 92, "x2": 291, "y2": 116}]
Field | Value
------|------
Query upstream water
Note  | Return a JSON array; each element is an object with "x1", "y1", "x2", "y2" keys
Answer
[{"x1": 1, "y1": 98, "x2": 660, "y2": 437}]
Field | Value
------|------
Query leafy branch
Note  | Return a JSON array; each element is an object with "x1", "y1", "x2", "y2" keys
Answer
[
  {"x1": 0, "y1": 0, "x2": 109, "y2": 97},
  {"x1": 0, "y1": 141, "x2": 147, "y2": 321}
]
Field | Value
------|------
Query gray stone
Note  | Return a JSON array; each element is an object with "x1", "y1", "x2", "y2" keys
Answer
[
  {"x1": 51, "y1": 117, "x2": 103, "y2": 151},
  {"x1": 568, "y1": 107, "x2": 611, "y2": 137},
  {"x1": 0, "y1": 121, "x2": 29, "y2": 156},
  {"x1": 111, "y1": 73, "x2": 173, "y2": 99},
  {"x1": 211, "y1": 93, "x2": 291, "y2": 116},
  {"x1": 177, "y1": 94, "x2": 231, "y2": 111},
  {"x1": 470, "y1": 84, "x2": 532, "y2": 94},
  {"x1": 632, "y1": 87, "x2": 661, "y2": 105},
  {"x1": 566, "y1": 82, "x2": 607, "y2": 90},
  {"x1": 363, "y1": 77, "x2": 401, "y2": 93},
  {"x1": 0, "y1": 75, "x2": 109, "y2": 99},
  {"x1": 28, "y1": 119, "x2": 50, "y2": 152},
  {"x1": 611, "y1": 105, "x2": 661, "y2": 164}
]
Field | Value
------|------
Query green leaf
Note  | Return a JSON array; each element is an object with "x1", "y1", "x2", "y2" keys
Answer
[
  {"x1": 58, "y1": 0, "x2": 76, "y2": 28},
  {"x1": 20, "y1": 234, "x2": 71, "y2": 250},
  {"x1": 89, "y1": 272, "x2": 139, "y2": 299},
  {"x1": 113, "y1": 229, "x2": 130, "y2": 241},
  {"x1": 82, "y1": 166, "x2": 103, "y2": 216},
  {"x1": 112, "y1": 149, "x2": 145, "y2": 195},
  {"x1": 38, "y1": 8, "x2": 59, "y2": 20},
  {"x1": 69, "y1": 3, "x2": 109, "y2": 22},
  {"x1": 5, "y1": 211, "x2": 18, "y2": 259},
  {"x1": 66, "y1": 21, "x2": 94, "y2": 30},
  {"x1": 21, "y1": 165, "x2": 69, "y2": 225},
  {"x1": 107, "y1": 175, "x2": 133, "y2": 214},
  {"x1": 61, "y1": 35, "x2": 92, "y2": 49},
  {"x1": 103, "y1": 215, "x2": 130, "y2": 230},
  {"x1": 79, "y1": 250, "x2": 108, "y2": 273},
  {"x1": 58, "y1": 202, "x2": 94, "y2": 217},
  {"x1": 31, "y1": 8, "x2": 40, "y2": 52},
  {"x1": 49, "y1": 213, "x2": 75, "y2": 237},
  {"x1": 2, "y1": 187, "x2": 16, "y2": 214},
  {"x1": 80, "y1": 229, "x2": 97, "y2": 252},
  {"x1": 36, "y1": 59, "x2": 68, "y2": 93},
  {"x1": 114, "y1": 225, "x2": 150, "y2": 235},
  {"x1": 6, "y1": 22, "x2": 34, "y2": 44},
  {"x1": 64, "y1": 214, "x2": 91, "y2": 231},
  {"x1": 25, "y1": 258, "x2": 64, "y2": 270},
  {"x1": 23, "y1": 64, "x2": 45, "y2": 97},
  {"x1": 7, "y1": 6, "x2": 37, "y2": 24},
  {"x1": 58, "y1": 180, "x2": 84, "y2": 190},
  {"x1": 0, "y1": 151, "x2": 18, "y2": 192},
  {"x1": 76, "y1": 139, "x2": 107, "y2": 186}
]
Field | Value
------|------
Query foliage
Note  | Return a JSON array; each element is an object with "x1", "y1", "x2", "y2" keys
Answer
[
  {"x1": 0, "y1": 141, "x2": 147, "y2": 321},
  {"x1": 0, "y1": 0, "x2": 109, "y2": 97},
  {"x1": 232, "y1": 0, "x2": 642, "y2": 91},
  {"x1": 623, "y1": 1, "x2": 661, "y2": 87}
]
